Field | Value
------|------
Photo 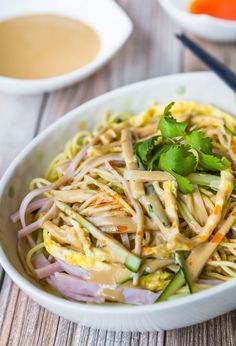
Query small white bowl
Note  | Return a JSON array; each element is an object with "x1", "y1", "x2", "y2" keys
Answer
[
  {"x1": 158, "y1": 0, "x2": 236, "y2": 42},
  {"x1": 1, "y1": 72, "x2": 236, "y2": 331},
  {"x1": 0, "y1": 0, "x2": 132, "y2": 94}
]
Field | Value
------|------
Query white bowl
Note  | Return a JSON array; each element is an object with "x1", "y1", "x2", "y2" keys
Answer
[
  {"x1": 0, "y1": 0, "x2": 132, "y2": 94},
  {"x1": 1, "y1": 72, "x2": 236, "y2": 332},
  {"x1": 158, "y1": 0, "x2": 236, "y2": 42}
]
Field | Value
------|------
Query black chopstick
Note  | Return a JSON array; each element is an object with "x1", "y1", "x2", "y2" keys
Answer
[{"x1": 176, "y1": 33, "x2": 236, "y2": 92}]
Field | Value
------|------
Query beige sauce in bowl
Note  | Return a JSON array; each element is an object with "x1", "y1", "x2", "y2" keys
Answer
[{"x1": 0, "y1": 15, "x2": 100, "y2": 79}]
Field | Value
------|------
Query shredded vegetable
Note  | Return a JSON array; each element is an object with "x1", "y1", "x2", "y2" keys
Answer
[{"x1": 12, "y1": 101, "x2": 236, "y2": 305}]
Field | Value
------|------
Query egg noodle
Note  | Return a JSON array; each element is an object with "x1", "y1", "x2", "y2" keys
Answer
[{"x1": 12, "y1": 101, "x2": 236, "y2": 304}]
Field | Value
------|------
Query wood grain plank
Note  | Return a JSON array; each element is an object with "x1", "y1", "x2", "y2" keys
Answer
[
  {"x1": 0, "y1": 93, "x2": 43, "y2": 335},
  {"x1": 52, "y1": 318, "x2": 75, "y2": 346},
  {"x1": 165, "y1": 312, "x2": 236, "y2": 346},
  {"x1": 0, "y1": 275, "x2": 17, "y2": 345},
  {"x1": 72, "y1": 325, "x2": 90, "y2": 346},
  {"x1": 17, "y1": 300, "x2": 46, "y2": 346},
  {"x1": 7, "y1": 289, "x2": 28, "y2": 346},
  {"x1": 182, "y1": 34, "x2": 236, "y2": 73},
  {"x1": 0, "y1": 93, "x2": 42, "y2": 175}
]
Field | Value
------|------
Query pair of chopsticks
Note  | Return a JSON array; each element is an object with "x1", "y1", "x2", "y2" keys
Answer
[{"x1": 176, "y1": 33, "x2": 236, "y2": 92}]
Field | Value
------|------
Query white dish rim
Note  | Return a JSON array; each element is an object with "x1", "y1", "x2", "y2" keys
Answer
[{"x1": 0, "y1": 0, "x2": 133, "y2": 93}]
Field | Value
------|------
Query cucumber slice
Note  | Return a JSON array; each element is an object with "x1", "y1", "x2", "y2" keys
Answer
[
  {"x1": 55, "y1": 200, "x2": 142, "y2": 273},
  {"x1": 115, "y1": 268, "x2": 132, "y2": 285},
  {"x1": 156, "y1": 269, "x2": 185, "y2": 302},
  {"x1": 116, "y1": 259, "x2": 175, "y2": 285},
  {"x1": 125, "y1": 254, "x2": 142, "y2": 273},
  {"x1": 174, "y1": 251, "x2": 193, "y2": 293},
  {"x1": 142, "y1": 258, "x2": 174, "y2": 275}
]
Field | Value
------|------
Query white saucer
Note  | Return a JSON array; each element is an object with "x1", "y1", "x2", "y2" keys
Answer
[
  {"x1": 0, "y1": 0, "x2": 133, "y2": 94},
  {"x1": 159, "y1": 0, "x2": 236, "y2": 43}
]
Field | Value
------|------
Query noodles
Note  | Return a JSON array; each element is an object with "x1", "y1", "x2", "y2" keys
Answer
[
  {"x1": 26, "y1": 242, "x2": 45, "y2": 275},
  {"x1": 12, "y1": 101, "x2": 236, "y2": 304}
]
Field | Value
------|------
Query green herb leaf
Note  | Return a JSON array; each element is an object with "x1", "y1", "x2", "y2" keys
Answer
[
  {"x1": 185, "y1": 130, "x2": 212, "y2": 154},
  {"x1": 157, "y1": 144, "x2": 196, "y2": 193},
  {"x1": 133, "y1": 102, "x2": 229, "y2": 194},
  {"x1": 135, "y1": 155, "x2": 145, "y2": 170},
  {"x1": 147, "y1": 143, "x2": 170, "y2": 170},
  {"x1": 163, "y1": 101, "x2": 175, "y2": 117},
  {"x1": 134, "y1": 136, "x2": 158, "y2": 169},
  {"x1": 158, "y1": 144, "x2": 197, "y2": 176},
  {"x1": 185, "y1": 130, "x2": 228, "y2": 171},
  {"x1": 169, "y1": 171, "x2": 194, "y2": 194},
  {"x1": 158, "y1": 103, "x2": 188, "y2": 139},
  {"x1": 198, "y1": 152, "x2": 228, "y2": 171}
]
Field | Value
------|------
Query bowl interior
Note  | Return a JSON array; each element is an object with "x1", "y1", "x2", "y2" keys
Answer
[{"x1": 0, "y1": 71, "x2": 236, "y2": 304}]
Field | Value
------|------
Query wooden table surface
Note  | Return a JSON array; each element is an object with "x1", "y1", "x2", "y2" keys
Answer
[{"x1": 0, "y1": 1, "x2": 236, "y2": 345}]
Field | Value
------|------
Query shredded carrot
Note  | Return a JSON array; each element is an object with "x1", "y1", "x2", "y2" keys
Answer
[
  {"x1": 137, "y1": 230, "x2": 144, "y2": 237},
  {"x1": 94, "y1": 200, "x2": 121, "y2": 208},
  {"x1": 211, "y1": 232, "x2": 224, "y2": 243},
  {"x1": 213, "y1": 204, "x2": 221, "y2": 215},
  {"x1": 231, "y1": 211, "x2": 236, "y2": 217},
  {"x1": 187, "y1": 242, "x2": 193, "y2": 250},
  {"x1": 232, "y1": 139, "x2": 236, "y2": 154},
  {"x1": 98, "y1": 200, "x2": 112, "y2": 206},
  {"x1": 117, "y1": 225, "x2": 128, "y2": 233}
]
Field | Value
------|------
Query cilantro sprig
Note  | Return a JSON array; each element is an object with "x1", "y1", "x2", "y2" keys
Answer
[
  {"x1": 158, "y1": 144, "x2": 197, "y2": 193},
  {"x1": 185, "y1": 130, "x2": 212, "y2": 154},
  {"x1": 185, "y1": 129, "x2": 227, "y2": 171},
  {"x1": 134, "y1": 136, "x2": 158, "y2": 169},
  {"x1": 158, "y1": 102, "x2": 188, "y2": 140},
  {"x1": 134, "y1": 102, "x2": 228, "y2": 193}
]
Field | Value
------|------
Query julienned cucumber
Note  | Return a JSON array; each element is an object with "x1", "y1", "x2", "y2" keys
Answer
[
  {"x1": 174, "y1": 251, "x2": 193, "y2": 294},
  {"x1": 115, "y1": 268, "x2": 132, "y2": 285},
  {"x1": 125, "y1": 254, "x2": 142, "y2": 273},
  {"x1": 116, "y1": 259, "x2": 175, "y2": 285},
  {"x1": 156, "y1": 269, "x2": 185, "y2": 302},
  {"x1": 156, "y1": 252, "x2": 192, "y2": 302}
]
